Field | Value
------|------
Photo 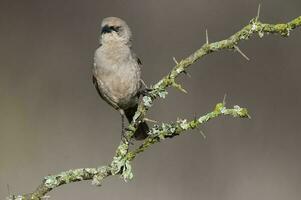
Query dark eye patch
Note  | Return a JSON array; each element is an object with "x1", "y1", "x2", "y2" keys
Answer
[
  {"x1": 101, "y1": 25, "x2": 121, "y2": 34},
  {"x1": 110, "y1": 26, "x2": 121, "y2": 32}
]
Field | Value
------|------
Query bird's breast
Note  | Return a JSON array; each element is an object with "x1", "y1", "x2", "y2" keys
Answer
[{"x1": 94, "y1": 46, "x2": 140, "y2": 108}]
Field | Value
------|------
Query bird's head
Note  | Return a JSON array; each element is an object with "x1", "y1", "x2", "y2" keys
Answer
[{"x1": 99, "y1": 17, "x2": 132, "y2": 45}]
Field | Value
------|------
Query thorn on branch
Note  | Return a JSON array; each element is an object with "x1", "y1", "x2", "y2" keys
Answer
[
  {"x1": 223, "y1": 93, "x2": 227, "y2": 106},
  {"x1": 172, "y1": 57, "x2": 179, "y2": 65},
  {"x1": 172, "y1": 81, "x2": 188, "y2": 93},
  {"x1": 256, "y1": 3, "x2": 261, "y2": 21},
  {"x1": 144, "y1": 118, "x2": 158, "y2": 123},
  {"x1": 206, "y1": 29, "x2": 209, "y2": 44},
  {"x1": 7, "y1": 184, "x2": 11, "y2": 197},
  {"x1": 199, "y1": 128, "x2": 207, "y2": 139},
  {"x1": 234, "y1": 45, "x2": 250, "y2": 61}
]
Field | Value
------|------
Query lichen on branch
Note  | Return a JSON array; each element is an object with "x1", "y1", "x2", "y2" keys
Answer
[{"x1": 126, "y1": 102, "x2": 250, "y2": 161}]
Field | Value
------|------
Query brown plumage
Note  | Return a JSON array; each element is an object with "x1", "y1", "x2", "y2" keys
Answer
[{"x1": 93, "y1": 17, "x2": 149, "y2": 140}]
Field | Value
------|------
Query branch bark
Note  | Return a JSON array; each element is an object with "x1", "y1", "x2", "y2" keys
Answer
[{"x1": 9, "y1": 14, "x2": 301, "y2": 200}]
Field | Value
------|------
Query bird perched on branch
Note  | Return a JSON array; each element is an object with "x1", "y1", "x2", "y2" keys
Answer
[{"x1": 92, "y1": 17, "x2": 149, "y2": 140}]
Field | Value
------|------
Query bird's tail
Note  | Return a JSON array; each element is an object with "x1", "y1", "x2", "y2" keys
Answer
[{"x1": 124, "y1": 105, "x2": 149, "y2": 140}]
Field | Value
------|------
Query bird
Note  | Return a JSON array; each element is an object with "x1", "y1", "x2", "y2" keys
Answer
[{"x1": 92, "y1": 17, "x2": 149, "y2": 140}]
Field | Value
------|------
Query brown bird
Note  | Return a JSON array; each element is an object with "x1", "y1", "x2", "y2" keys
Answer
[{"x1": 92, "y1": 17, "x2": 149, "y2": 140}]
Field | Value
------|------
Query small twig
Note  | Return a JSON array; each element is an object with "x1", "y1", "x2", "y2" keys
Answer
[{"x1": 127, "y1": 103, "x2": 250, "y2": 160}]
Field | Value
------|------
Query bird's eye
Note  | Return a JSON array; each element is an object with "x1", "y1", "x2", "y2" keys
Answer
[{"x1": 110, "y1": 26, "x2": 121, "y2": 32}]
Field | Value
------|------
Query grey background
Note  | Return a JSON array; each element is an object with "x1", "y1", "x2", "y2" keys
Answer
[{"x1": 0, "y1": 0, "x2": 300, "y2": 199}]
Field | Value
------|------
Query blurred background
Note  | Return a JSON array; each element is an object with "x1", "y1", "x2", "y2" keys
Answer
[{"x1": 0, "y1": 0, "x2": 300, "y2": 199}]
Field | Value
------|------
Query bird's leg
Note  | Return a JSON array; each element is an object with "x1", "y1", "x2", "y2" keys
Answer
[
  {"x1": 119, "y1": 109, "x2": 127, "y2": 143},
  {"x1": 119, "y1": 109, "x2": 133, "y2": 144}
]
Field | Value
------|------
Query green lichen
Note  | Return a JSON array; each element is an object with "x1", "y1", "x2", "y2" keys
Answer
[
  {"x1": 178, "y1": 119, "x2": 190, "y2": 130},
  {"x1": 91, "y1": 166, "x2": 110, "y2": 186},
  {"x1": 142, "y1": 96, "x2": 152, "y2": 107},
  {"x1": 44, "y1": 176, "x2": 59, "y2": 189},
  {"x1": 158, "y1": 90, "x2": 168, "y2": 98}
]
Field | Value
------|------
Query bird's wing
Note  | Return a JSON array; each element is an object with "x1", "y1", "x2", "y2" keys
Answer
[
  {"x1": 132, "y1": 53, "x2": 147, "y2": 92},
  {"x1": 92, "y1": 75, "x2": 120, "y2": 110}
]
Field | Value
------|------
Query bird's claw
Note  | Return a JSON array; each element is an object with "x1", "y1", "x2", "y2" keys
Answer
[{"x1": 138, "y1": 88, "x2": 152, "y2": 96}]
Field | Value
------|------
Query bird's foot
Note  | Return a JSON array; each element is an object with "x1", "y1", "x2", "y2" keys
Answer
[
  {"x1": 138, "y1": 79, "x2": 153, "y2": 96},
  {"x1": 138, "y1": 87, "x2": 152, "y2": 97}
]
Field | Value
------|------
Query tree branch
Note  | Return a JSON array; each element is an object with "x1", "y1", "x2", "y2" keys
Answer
[
  {"x1": 126, "y1": 103, "x2": 250, "y2": 161},
  {"x1": 9, "y1": 14, "x2": 301, "y2": 200}
]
